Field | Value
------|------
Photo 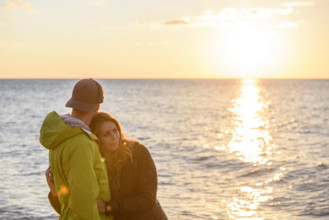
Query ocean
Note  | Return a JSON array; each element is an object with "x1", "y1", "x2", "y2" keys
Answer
[{"x1": 0, "y1": 79, "x2": 328, "y2": 219}]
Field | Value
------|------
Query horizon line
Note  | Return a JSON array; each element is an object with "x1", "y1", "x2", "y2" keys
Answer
[{"x1": 0, "y1": 77, "x2": 328, "y2": 80}]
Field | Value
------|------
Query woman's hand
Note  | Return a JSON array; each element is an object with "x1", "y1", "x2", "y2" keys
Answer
[
  {"x1": 45, "y1": 167, "x2": 57, "y2": 197},
  {"x1": 97, "y1": 200, "x2": 106, "y2": 213}
]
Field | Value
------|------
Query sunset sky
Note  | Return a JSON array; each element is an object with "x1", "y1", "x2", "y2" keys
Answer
[{"x1": 0, "y1": 0, "x2": 328, "y2": 79}]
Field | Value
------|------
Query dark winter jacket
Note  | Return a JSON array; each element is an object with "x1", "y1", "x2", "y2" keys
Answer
[{"x1": 108, "y1": 143, "x2": 167, "y2": 220}]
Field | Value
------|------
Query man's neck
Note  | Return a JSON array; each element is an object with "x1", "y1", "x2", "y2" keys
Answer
[{"x1": 71, "y1": 110, "x2": 94, "y2": 126}]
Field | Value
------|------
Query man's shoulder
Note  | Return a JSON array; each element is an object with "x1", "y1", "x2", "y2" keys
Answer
[
  {"x1": 56, "y1": 132, "x2": 99, "y2": 152},
  {"x1": 55, "y1": 134, "x2": 100, "y2": 164}
]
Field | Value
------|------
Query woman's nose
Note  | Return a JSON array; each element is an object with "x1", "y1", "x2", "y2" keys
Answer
[{"x1": 109, "y1": 132, "x2": 116, "y2": 139}]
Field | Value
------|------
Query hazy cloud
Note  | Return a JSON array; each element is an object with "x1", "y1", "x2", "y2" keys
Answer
[
  {"x1": 277, "y1": 20, "x2": 306, "y2": 28},
  {"x1": 159, "y1": 7, "x2": 293, "y2": 28},
  {"x1": 137, "y1": 20, "x2": 146, "y2": 25},
  {"x1": 282, "y1": 1, "x2": 315, "y2": 7},
  {"x1": 135, "y1": 20, "x2": 148, "y2": 26},
  {"x1": 0, "y1": 21, "x2": 6, "y2": 27},
  {"x1": 161, "y1": 19, "x2": 190, "y2": 26},
  {"x1": 242, "y1": 7, "x2": 292, "y2": 18},
  {"x1": 0, "y1": 0, "x2": 33, "y2": 12}
]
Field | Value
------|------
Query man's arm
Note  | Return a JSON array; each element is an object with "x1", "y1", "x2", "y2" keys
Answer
[{"x1": 64, "y1": 142, "x2": 100, "y2": 220}]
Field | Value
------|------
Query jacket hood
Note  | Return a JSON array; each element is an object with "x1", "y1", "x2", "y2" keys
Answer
[{"x1": 40, "y1": 111, "x2": 98, "y2": 150}]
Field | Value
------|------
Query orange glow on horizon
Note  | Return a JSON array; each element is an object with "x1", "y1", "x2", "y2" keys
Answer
[{"x1": 0, "y1": 1, "x2": 328, "y2": 79}]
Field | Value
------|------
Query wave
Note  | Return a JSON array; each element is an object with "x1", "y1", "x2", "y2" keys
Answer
[{"x1": 238, "y1": 167, "x2": 274, "y2": 178}]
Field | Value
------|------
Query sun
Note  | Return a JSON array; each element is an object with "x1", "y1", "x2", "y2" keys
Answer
[
  {"x1": 217, "y1": 24, "x2": 278, "y2": 77},
  {"x1": 227, "y1": 27, "x2": 270, "y2": 65}
]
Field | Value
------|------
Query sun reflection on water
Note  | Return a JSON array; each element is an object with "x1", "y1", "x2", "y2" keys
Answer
[
  {"x1": 227, "y1": 186, "x2": 273, "y2": 217},
  {"x1": 226, "y1": 79, "x2": 272, "y2": 165},
  {"x1": 225, "y1": 79, "x2": 277, "y2": 219}
]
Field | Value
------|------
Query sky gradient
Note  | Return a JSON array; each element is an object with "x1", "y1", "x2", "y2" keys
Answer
[{"x1": 1, "y1": 0, "x2": 329, "y2": 79}]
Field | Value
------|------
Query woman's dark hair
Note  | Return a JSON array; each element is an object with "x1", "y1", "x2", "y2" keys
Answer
[{"x1": 90, "y1": 112, "x2": 135, "y2": 191}]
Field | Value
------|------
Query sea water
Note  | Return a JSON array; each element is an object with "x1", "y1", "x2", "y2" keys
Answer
[{"x1": 0, "y1": 79, "x2": 328, "y2": 219}]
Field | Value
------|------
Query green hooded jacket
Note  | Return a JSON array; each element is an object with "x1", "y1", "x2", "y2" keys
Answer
[{"x1": 40, "y1": 111, "x2": 113, "y2": 220}]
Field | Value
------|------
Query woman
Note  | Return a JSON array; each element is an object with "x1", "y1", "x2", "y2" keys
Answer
[{"x1": 46, "y1": 112, "x2": 167, "y2": 220}]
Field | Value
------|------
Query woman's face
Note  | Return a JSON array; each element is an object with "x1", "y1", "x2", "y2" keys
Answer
[{"x1": 97, "y1": 121, "x2": 120, "y2": 152}]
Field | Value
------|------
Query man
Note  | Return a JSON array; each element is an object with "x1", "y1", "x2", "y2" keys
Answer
[{"x1": 40, "y1": 78, "x2": 113, "y2": 220}]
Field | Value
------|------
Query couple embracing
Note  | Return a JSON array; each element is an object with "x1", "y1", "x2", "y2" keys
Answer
[{"x1": 40, "y1": 79, "x2": 167, "y2": 220}]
